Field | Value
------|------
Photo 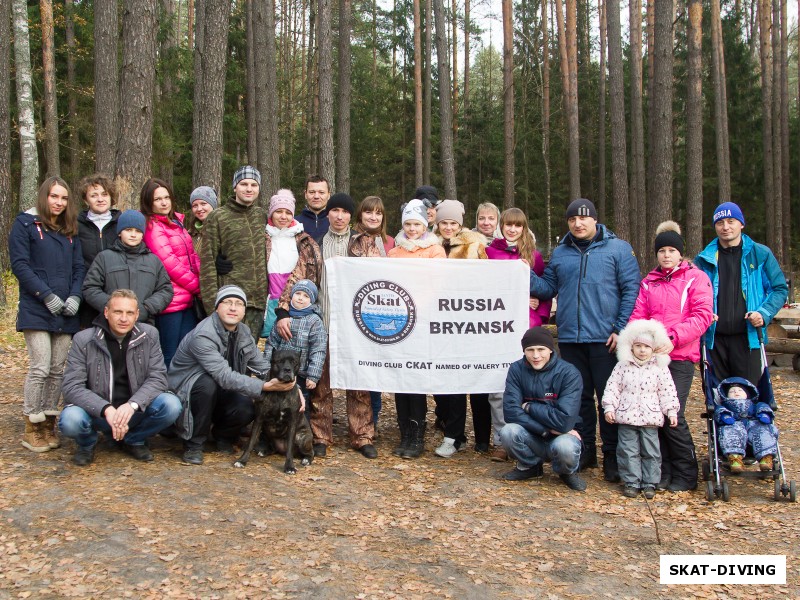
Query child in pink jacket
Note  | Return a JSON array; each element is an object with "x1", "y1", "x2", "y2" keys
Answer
[{"x1": 602, "y1": 319, "x2": 679, "y2": 499}]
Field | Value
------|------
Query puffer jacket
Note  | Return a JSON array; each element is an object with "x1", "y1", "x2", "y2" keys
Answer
[
  {"x1": 628, "y1": 260, "x2": 714, "y2": 363},
  {"x1": 266, "y1": 222, "x2": 324, "y2": 321},
  {"x1": 61, "y1": 316, "x2": 169, "y2": 416},
  {"x1": 387, "y1": 231, "x2": 446, "y2": 258},
  {"x1": 503, "y1": 353, "x2": 583, "y2": 436},
  {"x1": 77, "y1": 209, "x2": 121, "y2": 270},
  {"x1": 695, "y1": 234, "x2": 788, "y2": 349},
  {"x1": 199, "y1": 198, "x2": 268, "y2": 314},
  {"x1": 82, "y1": 238, "x2": 173, "y2": 322},
  {"x1": 264, "y1": 305, "x2": 327, "y2": 382},
  {"x1": 143, "y1": 213, "x2": 200, "y2": 314},
  {"x1": 601, "y1": 319, "x2": 679, "y2": 427},
  {"x1": 9, "y1": 209, "x2": 85, "y2": 333},
  {"x1": 529, "y1": 224, "x2": 641, "y2": 343},
  {"x1": 168, "y1": 313, "x2": 271, "y2": 439},
  {"x1": 487, "y1": 237, "x2": 552, "y2": 327},
  {"x1": 713, "y1": 377, "x2": 774, "y2": 425}
]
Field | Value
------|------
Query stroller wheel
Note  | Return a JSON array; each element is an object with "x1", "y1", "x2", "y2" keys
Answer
[
  {"x1": 791, "y1": 481, "x2": 797, "y2": 503},
  {"x1": 774, "y1": 479, "x2": 782, "y2": 501},
  {"x1": 721, "y1": 480, "x2": 730, "y2": 502},
  {"x1": 706, "y1": 480, "x2": 715, "y2": 502},
  {"x1": 701, "y1": 459, "x2": 711, "y2": 481}
]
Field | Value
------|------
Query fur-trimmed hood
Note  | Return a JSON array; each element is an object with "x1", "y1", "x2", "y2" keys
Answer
[
  {"x1": 395, "y1": 230, "x2": 442, "y2": 252},
  {"x1": 616, "y1": 319, "x2": 671, "y2": 367}
]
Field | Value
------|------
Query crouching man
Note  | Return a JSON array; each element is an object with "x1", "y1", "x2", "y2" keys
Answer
[
  {"x1": 500, "y1": 327, "x2": 587, "y2": 491},
  {"x1": 168, "y1": 285, "x2": 297, "y2": 465},
  {"x1": 60, "y1": 289, "x2": 182, "y2": 466}
]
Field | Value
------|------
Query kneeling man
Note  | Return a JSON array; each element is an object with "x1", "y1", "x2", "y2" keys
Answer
[
  {"x1": 60, "y1": 289, "x2": 182, "y2": 465},
  {"x1": 501, "y1": 327, "x2": 587, "y2": 491},
  {"x1": 169, "y1": 285, "x2": 297, "y2": 465}
]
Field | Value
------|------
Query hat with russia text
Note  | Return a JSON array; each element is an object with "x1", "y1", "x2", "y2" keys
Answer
[{"x1": 712, "y1": 202, "x2": 745, "y2": 226}]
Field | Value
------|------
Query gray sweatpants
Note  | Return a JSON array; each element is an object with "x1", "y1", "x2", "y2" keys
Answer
[{"x1": 617, "y1": 424, "x2": 661, "y2": 487}]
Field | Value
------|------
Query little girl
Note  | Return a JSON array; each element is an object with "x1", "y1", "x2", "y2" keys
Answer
[
  {"x1": 602, "y1": 319, "x2": 679, "y2": 498},
  {"x1": 388, "y1": 199, "x2": 445, "y2": 458}
]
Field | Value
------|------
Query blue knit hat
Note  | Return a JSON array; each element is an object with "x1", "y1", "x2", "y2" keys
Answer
[
  {"x1": 232, "y1": 165, "x2": 261, "y2": 189},
  {"x1": 291, "y1": 280, "x2": 318, "y2": 304},
  {"x1": 117, "y1": 210, "x2": 146, "y2": 234},
  {"x1": 713, "y1": 202, "x2": 745, "y2": 226}
]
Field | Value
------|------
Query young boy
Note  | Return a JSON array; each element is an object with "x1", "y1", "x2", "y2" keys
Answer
[
  {"x1": 82, "y1": 210, "x2": 173, "y2": 323},
  {"x1": 715, "y1": 378, "x2": 778, "y2": 473},
  {"x1": 263, "y1": 280, "x2": 327, "y2": 404}
]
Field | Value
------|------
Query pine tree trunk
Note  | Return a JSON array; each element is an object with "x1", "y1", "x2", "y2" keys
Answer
[
  {"x1": 115, "y1": 0, "x2": 158, "y2": 209},
  {"x1": 629, "y1": 0, "x2": 646, "y2": 261},
  {"x1": 246, "y1": 0, "x2": 257, "y2": 165},
  {"x1": 254, "y1": 0, "x2": 280, "y2": 195},
  {"x1": 758, "y1": 0, "x2": 776, "y2": 250},
  {"x1": 451, "y1": 0, "x2": 458, "y2": 143},
  {"x1": 413, "y1": 0, "x2": 423, "y2": 188},
  {"x1": 192, "y1": 0, "x2": 206, "y2": 189},
  {"x1": 0, "y1": 0, "x2": 12, "y2": 300},
  {"x1": 686, "y1": 0, "x2": 703, "y2": 258},
  {"x1": 566, "y1": 0, "x2": 580, "y2": 199},
  {"x1": 317, "y1": 0, "x2": 335, "y2": 188},
  {"x1": 710, "y1": 0, "x2": 731, "y2": 203},
  {"x1": 192, "y1": 0, "x2": 230, "y2": 192},
  {"x1": 646, "y1": 0, "x2": 674, "y2": 235},
  {"x1": 39, "y1": 0, "x2": 60, "y2": 176},
  {"x1": 336, "y1": 0, "x2": 352, "y2": 193},
  {"x1": 771, "y1": 0, "x2": 783, "y2": 262},
  {"x1": 12, "y1": 0, "x2": 39, "y2": 205},
  {"x1": 463, "y1": 0, "x2": 470, "y2": 116},
  {"x1": 432, "y1": 0, "x2": 457, "y2": 198},
  {"x1": 502, "y1": 0, "x2": 514, "y2": 209},
  {"x1": 188, "y1": 0, "x2": 195, "y2": 48},
  {"x1": 780, "y1": 0, "x2": 790, "y2": 262},
  {"x1": 65, "y1": 0, "x2": 79, "y2": 181},
  {"x1": 423, "y1": 0, "x2": 432, "y2": 183},
  {"x1": 94, "y1": 0, "x2": 118, "y2": 175},
  {"x1": 597, "y1": 0, "x2": 606, "y2": 222},
  {"x1": 606, "y1": 0, "x2": 629, "y2": 241},
  {"x1": 542, "y1": 0, "x2": 552, "y2": 254},
  {"x1": 159, "y1": 0, "x2": 177, "y2": 186}
]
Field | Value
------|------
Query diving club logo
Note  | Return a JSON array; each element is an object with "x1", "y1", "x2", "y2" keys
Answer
[{"x1": 353, "y1": 280, "x2": 416, "y2": 344}]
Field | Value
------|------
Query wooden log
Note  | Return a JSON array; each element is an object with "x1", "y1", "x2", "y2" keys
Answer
[{"x1": 764, "y1": 337, "x2": 800, "y2": 354}]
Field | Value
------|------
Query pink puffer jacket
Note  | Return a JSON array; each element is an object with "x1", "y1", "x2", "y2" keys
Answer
[
  {"x1": 143, "y1": 213, "x2": 200, "y2": 314},
  {"x1": 628, "y1": 260, "x2": 713, "y2": 363},
  {"x1": 486, "y1": 238, "x2": 552, "y2": 327}
]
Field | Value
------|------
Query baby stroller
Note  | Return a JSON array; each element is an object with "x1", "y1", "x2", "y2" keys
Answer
[{"x1": 700, "y1": 333, "x2": 795, "y2": 503}]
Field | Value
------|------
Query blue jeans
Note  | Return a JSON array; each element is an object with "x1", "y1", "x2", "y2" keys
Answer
[
  {"x1": 59, "y1": 393, "x2": 183, "y2": 449},
  {"x1": 500, "y1": 423, "x2": 582, "y2": 474},
  {"x1": 155, "y1": 308, "x2": 198, "y2": 369},
  {"x1": 369, "y1": 391, "x2": 382, "y2": 425}
]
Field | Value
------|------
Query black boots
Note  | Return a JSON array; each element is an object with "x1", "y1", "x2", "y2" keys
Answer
[
  {"x1": 393, "y1": 419, "x2": 411, "y2": 456},
  {"x1": 401, "y1": 419, "x2": 426, "y2": 459}
]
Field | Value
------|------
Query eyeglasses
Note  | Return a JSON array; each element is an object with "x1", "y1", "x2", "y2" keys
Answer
[{"x1": 219, "y1": 299, "x2": 245, "y2": 309}]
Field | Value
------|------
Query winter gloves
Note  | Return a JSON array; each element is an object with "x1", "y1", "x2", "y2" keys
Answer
[
  {"x1": 62, "y1": 296, "x2": 81, "y2": 317},
  {"x1": 43, "y1": 293, "x2": 80, "y2": 317}
]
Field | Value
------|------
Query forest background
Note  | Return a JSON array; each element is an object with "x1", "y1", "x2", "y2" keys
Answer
[{"x1": 0, "y1": 0, "x2": 799, "y2": 295}]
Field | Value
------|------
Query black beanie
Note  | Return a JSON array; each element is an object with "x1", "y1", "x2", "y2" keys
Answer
[
  {"x1": 521, "y1": 327, "x2": 555, "y2": 352},
  {"x1": 414, "y1": 185, "x2": 439, "y2": 204},
  {"x1": 327, "y1": 192, "x2": 355, "y2": 214},
  {"x1": 565, "y1": 198, "x2": 598, "y2": 220},
  {"x1": 653, "y1": 220, "x2": 684, "y2": 255}
]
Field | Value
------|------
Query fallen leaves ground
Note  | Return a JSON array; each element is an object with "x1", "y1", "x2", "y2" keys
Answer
[{"x1": 0, "y1": 300, "x2": 798, "y2": 598}]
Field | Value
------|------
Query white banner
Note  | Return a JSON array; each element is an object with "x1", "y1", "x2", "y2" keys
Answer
[{"x1": 326, "y1": 257, "x2": 530, "y2": 394}]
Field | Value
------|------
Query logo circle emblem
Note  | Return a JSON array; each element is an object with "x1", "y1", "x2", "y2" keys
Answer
[{"x1": 353, "y1": 280, "x2": 416, "y2": 344}]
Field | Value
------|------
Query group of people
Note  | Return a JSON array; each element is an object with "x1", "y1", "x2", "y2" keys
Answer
[{"x1": 10, "y1": 167, "x2": 788, "y2": 497}]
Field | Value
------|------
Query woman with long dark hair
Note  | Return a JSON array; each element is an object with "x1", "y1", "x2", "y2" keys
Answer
[{"x1": 10, "y1": 177, "x2": 85, "y2": 452}]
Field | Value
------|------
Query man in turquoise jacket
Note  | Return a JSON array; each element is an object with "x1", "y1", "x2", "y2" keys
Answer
[{"x1": 695, "y1": 202, "x2": 788, "y2": 385}]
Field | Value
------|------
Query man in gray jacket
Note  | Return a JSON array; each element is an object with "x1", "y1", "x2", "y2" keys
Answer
[
  {"x1": 60, "y1": 289, "x2": 182, "y2": 466},
  {"x1": 168, "y1": 285, "x2": 297, "y2": 465}
]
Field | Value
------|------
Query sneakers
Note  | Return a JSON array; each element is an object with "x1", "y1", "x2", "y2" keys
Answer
[
  {"x1": 73, "y1": 446, "x2": 96, "y2": 467},
  {"x1": 759, "y1": 455, "x2": 774, "y2": 472},
  {"x1": 358, "y1": 444, "x2": 378, "y2": 459},
  {"x1": 728, "y1": 453, "x2": 744, "y2": 473},
  {"x1": 435, "y1": 437, "x2": 466, "y2": 458},
  {"x1": 559, "y1": 472, "x2": 587, "y2": 491},
  {"x1": 124, "y1": 443, "x2": 153, "y2": 462},
  {"x1": 313, "y1": 443, "x2": 328, "y2": 458},
  {"x1": 489, "y1": 447, "x2": 509, "y2": 462},
  {"x1": 182, "y1": 448, "x2": 204, "y2": 465},
  {"x1": 642, "y1": 485, "x2": 656, "y2": 500},
  {"x1": 502, "y1": 463, "x2": 544, "y2": 481},
  {"x1": 623, "y1": 484, "x2": 639, "y2": 498}
]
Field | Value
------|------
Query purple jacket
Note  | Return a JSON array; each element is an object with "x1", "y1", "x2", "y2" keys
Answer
[{"x1": 486, "y1": 238, "x2": 551, "y2": 327}]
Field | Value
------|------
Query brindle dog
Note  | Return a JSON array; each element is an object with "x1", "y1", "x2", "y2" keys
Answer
[{"x1": 233, "y1": 350, "x2": 314, "y2": 474}]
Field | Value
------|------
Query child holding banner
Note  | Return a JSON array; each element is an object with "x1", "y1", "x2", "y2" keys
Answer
[
  {"x1": 388, "y1": 199, "x2": 445, "y2": 458},
  {"x1": 485, "y1": 207, "x2": 552, "y2": 462},
  {"x1": 433, "y1": 200, "x2": 492, "y2": 458}
]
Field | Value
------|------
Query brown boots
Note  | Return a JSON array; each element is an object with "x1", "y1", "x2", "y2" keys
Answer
[{"x1": 21, "y1": 414, "x2": 59, "y2": 452}]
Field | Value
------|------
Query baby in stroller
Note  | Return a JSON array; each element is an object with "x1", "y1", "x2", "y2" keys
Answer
[{"x1": 714, "y1": 378, "x2": 778, "y2": 473}]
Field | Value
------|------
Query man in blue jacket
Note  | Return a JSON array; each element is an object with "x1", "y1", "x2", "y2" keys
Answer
[
  {"x1": 296, "y1": 175, "x2": 331, "y2": 243},
  {"x1": 500, "y1": 327, "x2": 586, "y2": 491},
  {"x1": 529, "y1": 199, "x2": 641, "y2": 482},
  {"x1": 695, "y1": 202, "x2": 788, "y2": 385}
]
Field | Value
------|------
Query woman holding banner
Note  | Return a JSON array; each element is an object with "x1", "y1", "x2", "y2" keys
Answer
[
  {"x1": 432, "y1": 200, "x2": 493, "y2": 459},
  {"x1": 387, "y1": 199, "x2": 445, "y2": 459}
]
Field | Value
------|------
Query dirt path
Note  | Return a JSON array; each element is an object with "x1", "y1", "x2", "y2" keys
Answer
[{"x1": 1, "y1": 336, "x2": 798, "y2": 598}]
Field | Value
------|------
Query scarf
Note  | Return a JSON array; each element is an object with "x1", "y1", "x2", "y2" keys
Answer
[
  {"x1": 354, "y1": 223, "x2": 386, "y2": 256},
  {"x1": 289, "y1": 305, "x2": 316, "y2": 318},
  {"x1": 87, "y1": 210, "x2": 113, "y2": 231}
]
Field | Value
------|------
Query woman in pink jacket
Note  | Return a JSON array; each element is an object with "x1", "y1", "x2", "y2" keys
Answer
[
  {"x1": 628, "y1": 221, "x2": 714, "y2": 492},
  {"x1": 140, "y1": 178, "x2": 201, "y2": 368}
]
